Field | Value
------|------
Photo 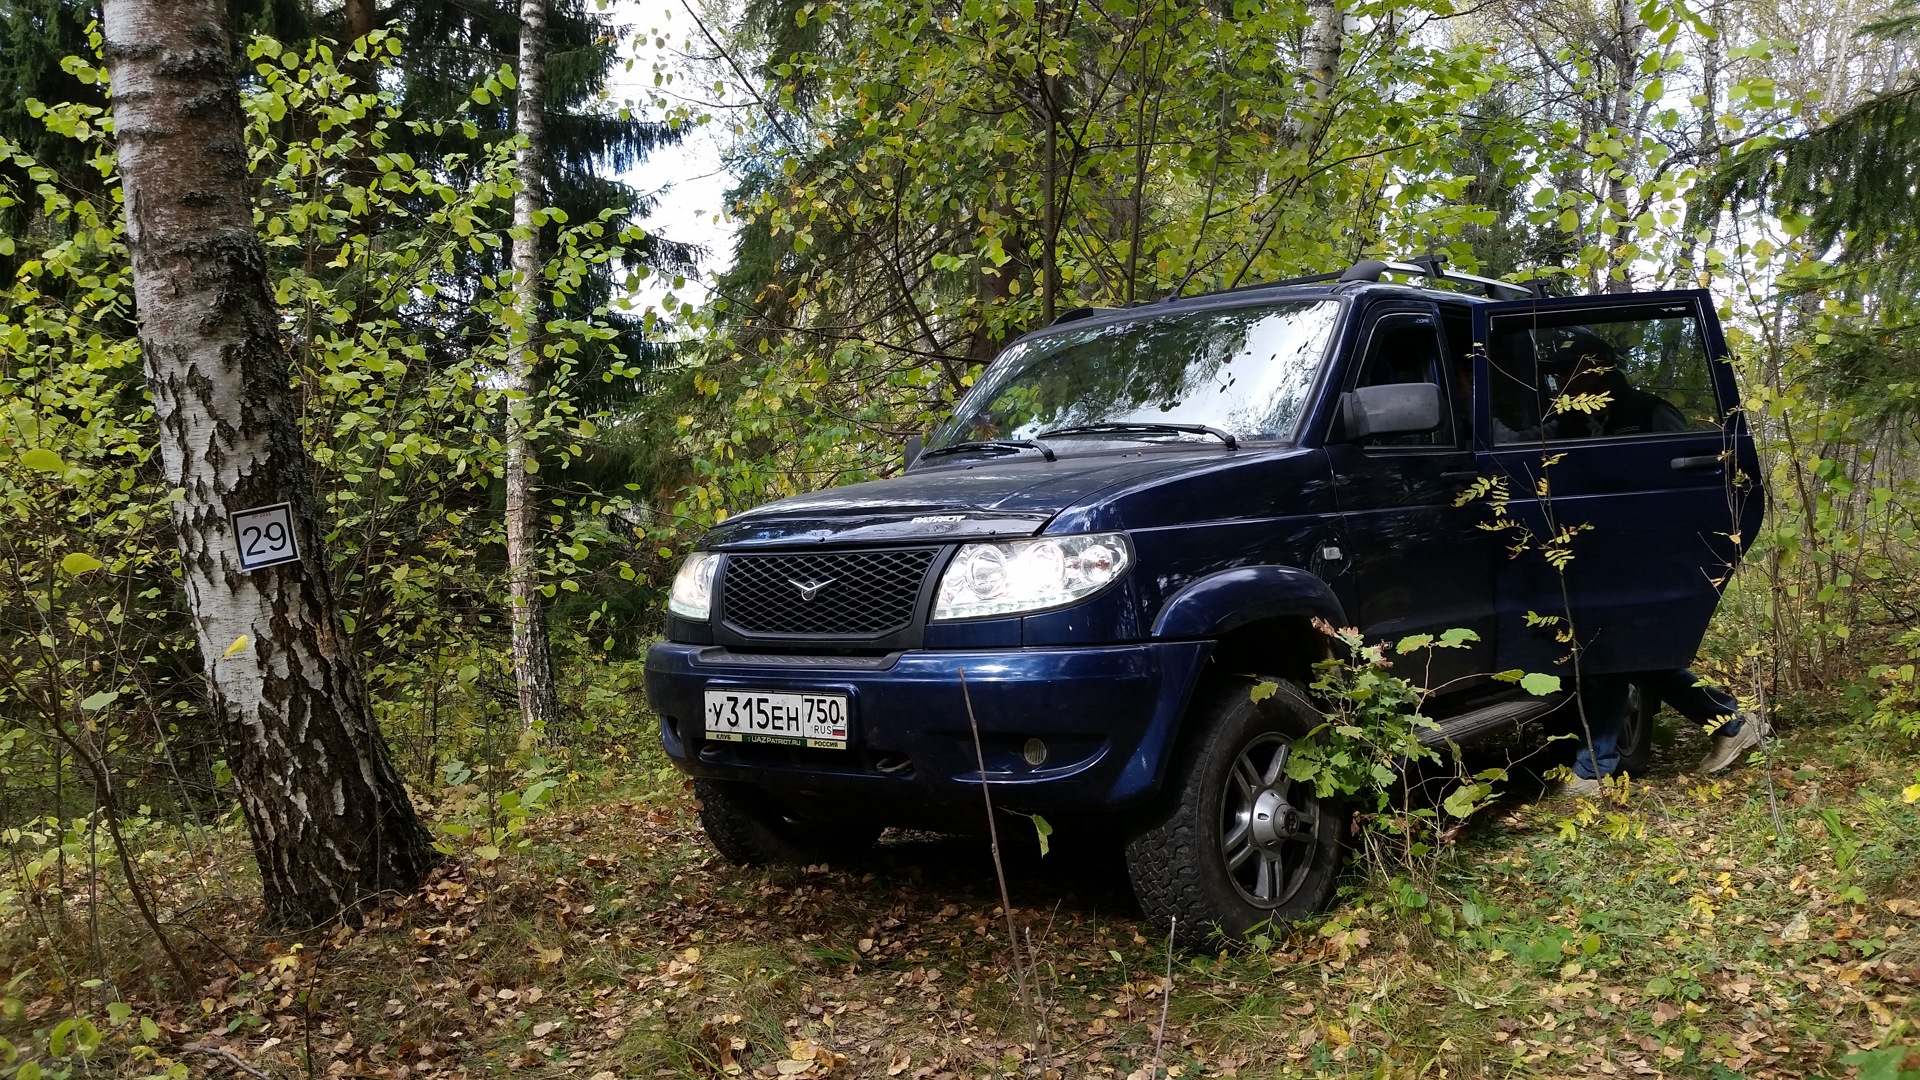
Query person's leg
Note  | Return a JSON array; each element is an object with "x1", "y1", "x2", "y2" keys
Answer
[
  {"x1": 1572, "y1": 673, "x2": 1630, "y2": 781},
  {"x1": 1639, "y1": 668, "x2": 1742, "y2": 737},
  {"x1": 1638, "y1": 668, "x2": 1770, "y2": 774}
]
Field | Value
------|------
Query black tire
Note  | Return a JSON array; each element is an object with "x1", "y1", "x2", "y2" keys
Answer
[
  {"x1": 1124, "y1": 676, "x2": 1346, "y2": 949},
  {"x1": 693, "y1": 778, "x2": 883, "y2": 866},
  {"x1": 1617, "y1": 682, "x2": 1657, "y2": 776}
]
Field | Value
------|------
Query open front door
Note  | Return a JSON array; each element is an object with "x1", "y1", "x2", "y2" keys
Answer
[{"x1": 1468, "y1": 289, "x2": 1764, "y2": 677}]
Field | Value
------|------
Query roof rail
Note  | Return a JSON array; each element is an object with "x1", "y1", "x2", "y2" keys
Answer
[
  {"x1": 1049, "y1": 305, "x2": 1113, "y2": 326},
  {"x1": 1157, "y1": 269, "x2": 1345, "y2": 304},
  {"x1": 1339, "y1": 255, "x2": 1542, "y2": 299}
]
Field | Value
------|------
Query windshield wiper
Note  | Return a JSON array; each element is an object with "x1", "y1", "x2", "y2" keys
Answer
[
  {"x1": 918, "y1": 438, "x2": 1057, "y2": 462},
  {"x1": 1038, "y1": 422, "x2": 1239, "y2": 451}
]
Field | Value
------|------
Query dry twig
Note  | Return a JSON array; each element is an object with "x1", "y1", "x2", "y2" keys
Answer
[{"x1": 182, "y1": 1043, "x2": 276, "y2": 1080}]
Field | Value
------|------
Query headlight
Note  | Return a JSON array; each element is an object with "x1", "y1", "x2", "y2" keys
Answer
[
  {"x1": 667, "y1": 551, "x2": 720, "y2": 620},
  {"x1": 931, "y1": 533, "x2": 1130, "y2": 620}
]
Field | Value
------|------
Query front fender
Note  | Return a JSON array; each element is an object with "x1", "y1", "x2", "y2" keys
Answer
[{"x1": 1150, "y1": 566, "x2": 1346, "y2": 639}]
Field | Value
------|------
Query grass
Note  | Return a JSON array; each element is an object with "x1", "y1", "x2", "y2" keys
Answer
[{"x1": 2, "y1": 702, "x2": 1917, "y2": 1079}]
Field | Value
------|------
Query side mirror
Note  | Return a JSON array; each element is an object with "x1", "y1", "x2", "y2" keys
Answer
[
  {"x1": 903, "y1": 434, "x2": 925, "y2": 469},
  {"x1": 1340, "y1": 383, "x2": 1443, "y2": 441}
]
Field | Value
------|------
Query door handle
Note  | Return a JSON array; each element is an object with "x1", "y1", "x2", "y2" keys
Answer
[{"x1": 1671, "y1": 454, "x2": 1724, "y2": 472}]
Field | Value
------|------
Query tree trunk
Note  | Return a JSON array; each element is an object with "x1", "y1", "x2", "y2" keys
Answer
[
  {"x1": 507, "y1": 0, "x2": 562, "y2": 734},
  {"x1": 1295, "y1": 0, "x2": 1346, "y2": 146},
  {"x1": 100, "y1": 0, "x2": 437, "y2": 929}
]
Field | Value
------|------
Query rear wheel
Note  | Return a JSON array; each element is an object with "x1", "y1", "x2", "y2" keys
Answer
[
  {"x1": 1617, "y1": 683, "x2": 1657, "y2": 776},
  {"x1": 1124, "y1": 676, "x2": 1345, "y2": 948},
  {"x1": 694, "y1": 779, "x2": 882, "y2": 866}
]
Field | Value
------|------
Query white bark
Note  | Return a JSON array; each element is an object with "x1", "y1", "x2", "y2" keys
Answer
[
  {"x1": 101, "y1": 0, "x2": 435, "y2": 928},
  {"x1": 507, "y1": 0, "x2": 562, "y2": 733}
]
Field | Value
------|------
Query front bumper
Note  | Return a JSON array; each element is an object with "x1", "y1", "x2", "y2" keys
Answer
[{"x1": 643, "y1": 640, "x2": 1213, "y2": 816}]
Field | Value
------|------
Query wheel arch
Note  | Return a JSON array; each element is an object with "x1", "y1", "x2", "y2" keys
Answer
[
  {"x1": 1151, "y1": 566, "x2": 1346, "y2": 686},
  {"x1": 1127, "y1": 568, "x2": 1345, "y2": 806}
]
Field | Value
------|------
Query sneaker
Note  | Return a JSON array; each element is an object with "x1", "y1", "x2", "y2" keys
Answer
[
  {"x1": 1563, "y1": 775, "x2": 1603, "y2": 798},
  {"x1": 1699, "y1": 713, "x2": 1770, "y2": 774}
]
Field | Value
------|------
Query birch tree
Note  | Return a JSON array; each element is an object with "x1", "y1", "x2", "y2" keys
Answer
[
  {"x1": 507, "y1": 0, "x2": 563, "y2": 733},
  {"x1": 99, "y1": 0, "x2": 437, "y2": 928}
]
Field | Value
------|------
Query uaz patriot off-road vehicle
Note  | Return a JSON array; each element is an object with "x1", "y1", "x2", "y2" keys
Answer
[{"x1": 644, "y1": 258, "x2": 1763, "y2": 943}]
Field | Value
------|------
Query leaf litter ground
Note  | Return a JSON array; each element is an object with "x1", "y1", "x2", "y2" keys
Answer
[{"x1": 3, "y1": 712, "x2": 1917, "y2": 1079}]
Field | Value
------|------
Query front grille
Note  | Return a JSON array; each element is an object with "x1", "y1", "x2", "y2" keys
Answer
[{"x1": 721, "y1": 548, "x2": 939, "y2": 636}]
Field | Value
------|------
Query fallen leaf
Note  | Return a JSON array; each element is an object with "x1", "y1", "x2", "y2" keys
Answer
[{"x1": 1781, "y1": 911, "x2": 1810, "y2": 943}]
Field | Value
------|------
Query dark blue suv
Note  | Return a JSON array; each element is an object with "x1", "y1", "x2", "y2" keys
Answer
[{"x1": 645, "y1": 259, "x2": 1763, "y2": 942}]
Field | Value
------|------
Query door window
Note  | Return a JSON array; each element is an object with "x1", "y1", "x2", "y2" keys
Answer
[
  {"x1": 1355, "y1": 313, "x2": 1454, "y2": 447},
  {"x1": 1485, "y1": 303, "x2": 1721, "y2": 445}
]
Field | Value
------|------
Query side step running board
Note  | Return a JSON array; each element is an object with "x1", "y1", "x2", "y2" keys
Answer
[{"x1": 1416, "y1": 694, "x2": 1568, "y2": 748}]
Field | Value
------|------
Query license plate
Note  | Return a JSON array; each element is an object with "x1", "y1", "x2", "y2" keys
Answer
[{"x1": 703, "y1": 689, "x2": 850, "y2": 749}]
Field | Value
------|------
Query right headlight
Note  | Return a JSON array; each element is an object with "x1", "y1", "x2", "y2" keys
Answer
[
  {"x1": 667, "y1": 551, "x2": 720, "y2": 620},
  {"x1": 931, "y1": 532, "x2": 1130, "y2": 621}
]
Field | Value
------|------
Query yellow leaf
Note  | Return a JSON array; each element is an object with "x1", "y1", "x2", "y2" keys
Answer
[
  {"x1": 60, "y1": 552, "x2": 103, "y2": 575},
  {"x1": 1902, "y1": 782, "x2": 1920, "y2": 804},
  {"x1": 222, "y1": 635, "x2": 250, "y2": 658}
]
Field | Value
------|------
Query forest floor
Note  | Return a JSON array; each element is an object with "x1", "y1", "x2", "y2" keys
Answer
[{"x1": 4, "y1": 702, "x2": 1919, "y2": 1079}]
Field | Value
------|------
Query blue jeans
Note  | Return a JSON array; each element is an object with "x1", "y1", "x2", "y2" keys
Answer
[
  {"x1": 1571, "y1": 669, "x2": 1743, "y2": 780},
  {"x1": 1636, "y1": 669, "x2": 1743, "y2": 736}
]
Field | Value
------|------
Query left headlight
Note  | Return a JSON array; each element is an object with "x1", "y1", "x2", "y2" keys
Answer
[
  {"x1": 667, "y1": 551, "x2": 720, "y2": 620},
  {"x1": 931, "y1": 532, "x2": 1131, "y2": 621}
]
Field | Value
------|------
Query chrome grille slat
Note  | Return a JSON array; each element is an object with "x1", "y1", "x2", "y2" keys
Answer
[{"x1": 721, "y1": 549, "x2": 939, "y2": 636}]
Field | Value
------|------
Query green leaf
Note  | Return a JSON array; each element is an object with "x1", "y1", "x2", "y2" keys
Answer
[
  {"x1": 1520, "y1": 672, "x2": 1562, "y2": 696},
  {"x1": 1396, "y1": 634, "x2": 1434, "y2": 654},
  {"x1": 474, "y1": 844, "x2": 501, "y2": 861},
  {"x1": 60, "y1": 552, "x2": 103, "y2": 575},
  {"x1": 1442, "y1": 785, "x2": 1483, "y2": 818},
  {"x1": 1249, "y1": 681, "x2": 1278, "y2": 703},
  {"x1": 106, "y1": 1002, "x2": 131, "y2": 1025},
  {"x1": 1438, "y1": 628, "x2": 1480, "y2": 648},
  {"x1": 19, "y1": 448, "x2": 64, "y2": 473},
  {"x1": 1031, "y1": 813, "x2": 1053, "y2": 857},
  {"x1": 1839, "y1": 1046, "x2": 1917, "y2": 1080},
  {"x1": 80, "y1": 691, "x2": 118, "y2": 711}
]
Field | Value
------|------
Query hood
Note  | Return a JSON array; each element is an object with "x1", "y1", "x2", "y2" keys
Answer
[{"x1": 701, "y1": 450, "x2": 1230, "y2": 548}]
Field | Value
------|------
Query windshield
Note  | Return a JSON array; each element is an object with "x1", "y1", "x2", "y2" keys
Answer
[{"x1": 930, "y1": 300, "x2": 1340, "y2": 451}]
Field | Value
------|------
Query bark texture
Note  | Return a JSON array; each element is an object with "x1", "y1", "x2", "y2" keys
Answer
[
  {"x1": 507, "y1": 0, "x2": 563, "y2": 733},
  {"x1": 101, "y1": 0, "x2": 437, "y2": 929}
]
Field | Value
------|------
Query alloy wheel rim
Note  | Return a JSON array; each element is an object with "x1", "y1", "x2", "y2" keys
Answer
[{"x1": 1219, "y1": 732, "x2": 1319, "y2": 908}]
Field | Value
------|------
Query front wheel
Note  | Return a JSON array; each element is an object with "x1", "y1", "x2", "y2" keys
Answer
[
  {"x1": 1124, "y1": 676, "x2": 1346, "y2": 948},
  {"x1": 694, "y1": 779, "x2": 882, "y2": 867}
]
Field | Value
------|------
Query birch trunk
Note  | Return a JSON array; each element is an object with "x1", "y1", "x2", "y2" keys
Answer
[
  {"x1": 100, "y1": 0, "x2": 436, "y2": 928},
  {"x1": 507, "y1": 0, "x2": 563, "y2": 733}
]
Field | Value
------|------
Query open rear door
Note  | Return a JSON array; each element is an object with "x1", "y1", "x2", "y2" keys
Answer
[{"x1": 1467, "y1": 289, "x2": 1764, "y2": 676}]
